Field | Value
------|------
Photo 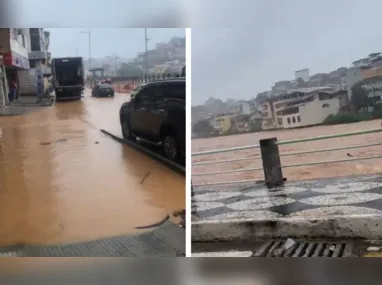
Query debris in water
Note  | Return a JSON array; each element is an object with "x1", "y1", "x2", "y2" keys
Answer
[
  {"x1": 55, "y1": 139, "x2": 67, "y2": 143},
  {"x1": 140, "y1": 172, "x2": 150, "y2": 184},
  {"x1": 367, "y1": 246, "x2": 381, "y2": 252},
  {"x1": 95, "y1": 141, "x2": 99, "y2": 144},
  {"x1": 40, "y1": 142, "x2": 51, "y2": 145},
  {"x1": 347, "y1": 153, "x2": 353, "y2": 157}
]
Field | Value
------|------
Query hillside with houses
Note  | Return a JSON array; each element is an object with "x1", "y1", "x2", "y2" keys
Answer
[{"x1": 192, "y1": 52, "x2": 382, "y2": 138}]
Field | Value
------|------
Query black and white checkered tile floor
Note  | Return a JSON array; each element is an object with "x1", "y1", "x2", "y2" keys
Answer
[{"x1": 192, "y1": 175, "x2": 382, "y2": 222}]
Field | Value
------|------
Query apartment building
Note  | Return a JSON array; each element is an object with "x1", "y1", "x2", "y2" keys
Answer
[
  {"x1": 230, "y1": 101, "x2": 251, "y2": 115},
  {"x1": 259, "y1": 86, "x2": 344, "y2": 130},
  {"x1": 0, "y1": 28, "x2": 31, "y2": 106},
  {"x1": 18, "y1": 28, "x2": 51, "y2": 96}
]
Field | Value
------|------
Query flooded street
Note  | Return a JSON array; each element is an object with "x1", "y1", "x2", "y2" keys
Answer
[
  {"x1": 192, "y1": 120, "x2": 382, "y2": 185},
  {"x1": 0, "y1": 89, "x2": 184, "y2": 247}
]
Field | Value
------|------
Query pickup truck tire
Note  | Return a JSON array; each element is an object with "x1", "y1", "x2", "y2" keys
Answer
[
  {"x1": 162, "y1": 129, "x2": 179, "y2": 162},
  {"x1": 121, "y1": 118, "x2": 135, "y2": 141}
]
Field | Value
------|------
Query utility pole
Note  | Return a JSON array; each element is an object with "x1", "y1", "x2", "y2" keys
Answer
[
  {"x1": 113, "y1": 55, "x2": 119, "y2": 76},
  {"x1": 88, "y1": 28, "x2": 92, "y2": 70},
  {"x1": 144, "y1": 28, "x2": 150, "y2": 76},
  {"x1": 81, "y1": 28, "x2": 92, "y2": 71}
]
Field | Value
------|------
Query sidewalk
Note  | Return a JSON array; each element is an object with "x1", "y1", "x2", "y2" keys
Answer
[
  {"x1": 192, "y1": 174, "x2": 382, "y2": 242},
  {"x1": 0, "y1": 221, "x2": 185, "y2": 257},
  {"x1": 0, "y1": 96, "x2": 48, "y2": 116}
]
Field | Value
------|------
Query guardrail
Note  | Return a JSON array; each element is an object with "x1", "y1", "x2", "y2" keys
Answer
[
  {"x1": 97, "y1": 73, "x2": 183, "y2": 93},
  {"x1": 191, "y1": 128, "x2": 382, "y2": 189}
]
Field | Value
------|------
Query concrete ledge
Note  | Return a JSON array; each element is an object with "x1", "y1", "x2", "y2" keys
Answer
[
  {"x1": 192, "y1": 215, "x2": 382, "y2": 242},
  {"x1": 192, "y1": 250, "x2": 253, "y2": 257}
]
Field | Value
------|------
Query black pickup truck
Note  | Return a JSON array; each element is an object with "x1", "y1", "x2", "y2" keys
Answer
[{"x1": 119, "y1": 78, "x2": 185, "y2": 162}]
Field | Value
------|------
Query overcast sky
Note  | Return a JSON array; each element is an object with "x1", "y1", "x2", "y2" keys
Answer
[
  {"x1": 191, "y1": 1, "x2": 382, "y2": 105},
  {"x1": 47, "y1": 28, "x2": 185, "y2": 59}
]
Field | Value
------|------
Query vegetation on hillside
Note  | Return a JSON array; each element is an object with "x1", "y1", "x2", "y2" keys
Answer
[
  {"x1": 192, "y1": 119, "x2": 217, "y2": 137},
  {"x1": 323, "y1": 82, "x2": 382, "y2": 125}
]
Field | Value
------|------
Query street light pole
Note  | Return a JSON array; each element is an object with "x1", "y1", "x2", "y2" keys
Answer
[
  {"x1": 81, "y1": 29, "x2": 92, "y2": 71},
  {"x1": 144, "y1": 28, "x2": 149, "y2": 76},
  {"x1": 113, "y1": 55, "x2": 119, "y2": 76},
  {"x1": 88, "y1": 28, "x2": 92, "y2": 70}
]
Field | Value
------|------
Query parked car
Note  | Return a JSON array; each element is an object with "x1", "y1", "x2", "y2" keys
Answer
[
  {"x1": 130, "y1": 83, "x2": 146, "y2": 100},
  {"x1": 119, "y1": 78, "x2": 185, "y2": 162},
  {"x1": 92, "y1": 84, "x2": 115, "y2": 97}
]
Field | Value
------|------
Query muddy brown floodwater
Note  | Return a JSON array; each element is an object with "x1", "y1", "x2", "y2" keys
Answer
[
  {"x1": 0, "y1": 89, "x2": 184, "y2": 247},
  {"x1": 192, "y1": 120, "x2": 382, "y2": 185}
]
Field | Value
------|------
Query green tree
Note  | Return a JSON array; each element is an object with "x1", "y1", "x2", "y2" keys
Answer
[
  {"x1": 296, "y1": 77, "x2": 308, "y2": 87},
  {"x1": 192, "y1": 119, "x2": 215, "y2": 136},
  {"x1": 351, "y1": 84, "x2": 370, "y2": 112}
]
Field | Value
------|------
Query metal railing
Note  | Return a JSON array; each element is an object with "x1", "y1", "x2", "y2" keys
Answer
[{"x1": 192, "y1": 127, "x2": 382, "y2": 188}]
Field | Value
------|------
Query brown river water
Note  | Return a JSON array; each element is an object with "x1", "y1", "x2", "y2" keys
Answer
[
  {"x1": 0, "y1": 89, "x2": 184, "y2": 247},
  {"x1": 192, "y1": 120, "x2": 382, "y2": 185}
]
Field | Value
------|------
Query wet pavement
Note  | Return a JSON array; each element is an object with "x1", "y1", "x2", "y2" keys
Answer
[
  {"x1": 192, "y1": 174, "x2": 382, "y2": 242},
  {"x1": 0, "y1": 89, "x2": 185, "y2": 249}
]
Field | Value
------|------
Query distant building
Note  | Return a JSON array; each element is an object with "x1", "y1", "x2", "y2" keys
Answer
[
  {"x1": 358, "y1": 76, "x2": 382, "y2": 108},
  {"x1": 230, "y1": 101, "x2": 251, "y2": 115},
  {"x1": 259, "y1": 86, "x2": 340, "y2": 130},
  {"x1": 209, "y1": 113, "x2": 236, "y2": 134},
  {"x1": 295, "y1": 68, "x2": 310, "y2": 82}
]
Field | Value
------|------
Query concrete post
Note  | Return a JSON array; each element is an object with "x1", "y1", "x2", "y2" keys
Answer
[{"x1": 259, "y1": 137, "x2": 284, "y2": 188}]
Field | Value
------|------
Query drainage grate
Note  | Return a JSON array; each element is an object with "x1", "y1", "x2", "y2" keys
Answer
[{"x1": 253, "y1": 240, "x2": 353, "y2": 257}]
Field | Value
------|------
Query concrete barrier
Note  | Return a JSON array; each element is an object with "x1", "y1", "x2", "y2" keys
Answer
[{"x1": 111, "y1": 80, "x2": 137, "y2": 93}]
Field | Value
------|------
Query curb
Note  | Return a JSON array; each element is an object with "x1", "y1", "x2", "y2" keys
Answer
[
  {"x1": 192, "y1": 215, "x2": 382, "y2": 242},
  {"x1": 100, "y1": 129, "x2": 185, "y2": 176},
  {"x1": 0, "y1": 221, "x2": 185, "y2": 257}
]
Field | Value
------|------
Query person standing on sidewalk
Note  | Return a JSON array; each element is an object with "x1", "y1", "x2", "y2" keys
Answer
[
  {"x1": 36, "y1": 75, "x2": 44, "y2": 103},
  {"x1": 8, "y1": 78, "x2": 17, "y2": 103}
]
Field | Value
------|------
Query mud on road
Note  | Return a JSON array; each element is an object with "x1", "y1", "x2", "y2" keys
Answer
[{"x1": 0, "y1": 89, "x2": 185, "y2": 247}]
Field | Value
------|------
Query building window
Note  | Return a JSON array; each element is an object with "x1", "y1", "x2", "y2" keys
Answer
[
  {"x1": 287, "y1": 118, "x2": 291, "y2": 124},
  {"x1": 30, "y1": 60, "x2": 36, "y2": 68},
  {"x1": 277, "y1": 118, "x2": 283, "y2": 125},
  {"x1": 22, "y1": 35, "x2": 26, "y2": 47},
  {"x1": 297, "y1": 115, "x2": 301, "y2": 122},
  {"x1": 322, "y1": 103, "x2": 330, "y2": 108},
  {"x1": 292, "y1": 117, "x2": 296, "y2": 123}
]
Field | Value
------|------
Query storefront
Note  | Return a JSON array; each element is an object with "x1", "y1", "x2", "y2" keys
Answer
[
  {"x1": 2, "y1": 51, "x2": 30, "y2": 69},
  {"x1": 2, "y1": 51, "x2": 30, "y2": 100}
]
